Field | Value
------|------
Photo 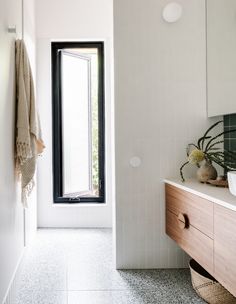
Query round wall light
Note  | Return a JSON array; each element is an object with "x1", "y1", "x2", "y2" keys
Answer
[
  {"x1": 129, "y1": 156, "x2": 141, "y2": 168},
  {"x1": 162, "y1": 2, "x2": 183, "y2": 23}
]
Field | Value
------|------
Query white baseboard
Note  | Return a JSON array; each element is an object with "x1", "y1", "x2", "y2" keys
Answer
[{"x1": 2, "y1": 248, "x2": 25, "y2": 304}]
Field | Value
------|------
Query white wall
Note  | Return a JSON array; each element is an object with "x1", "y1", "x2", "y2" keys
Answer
[
  {"x1": 0, "y1": 1, "x2": 23, "y2": 301},
  {"x1": 114, "y1": 0, "x2": 221, "y2": 269},
  {"x1": 207, "y1": 0, "x2": 236, "y2": 117},
  {"x1": 36, "y1": 0, "x2": 114, "y2": 227},
  {"x1": 0, "y1": 0, "x2": 37, "y2": 302},
  {"x1": 23, "y1": 0, "x2": 37, "y2": 246}
]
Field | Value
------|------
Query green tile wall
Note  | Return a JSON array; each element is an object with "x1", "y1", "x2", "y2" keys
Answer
[{"x1": 224, "y1": 114, "x2": 236, "y2": 169}]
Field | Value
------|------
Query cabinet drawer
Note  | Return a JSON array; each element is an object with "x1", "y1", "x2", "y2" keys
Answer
[
  {"x1": 166, "y1": 184, "x2": 213, "y2": 238},
  {"x1": 214, "y1": 205, "x2": 236, "y2": 297},
  {"x1": 166, "y1": 210, "x2": 214, "y2": 275}
]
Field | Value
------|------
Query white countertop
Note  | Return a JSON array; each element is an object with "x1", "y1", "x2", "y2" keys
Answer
[{"x1": 164, "y1": 178, "x2": 236, "y2": 212}]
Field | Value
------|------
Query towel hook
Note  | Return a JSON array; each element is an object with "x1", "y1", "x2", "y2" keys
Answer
[{"x1": 8, "y1": 25, "x2": 16, "y2": 33}]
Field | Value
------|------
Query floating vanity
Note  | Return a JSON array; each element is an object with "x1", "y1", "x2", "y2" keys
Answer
[{"x1": 165, "y1": 178, "x2": 236, "y2": 297}]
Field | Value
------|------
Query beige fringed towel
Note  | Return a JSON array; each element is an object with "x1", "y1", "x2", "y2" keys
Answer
[{"x1": 15, "y1": 39, "x2": 45, "y2": 207}]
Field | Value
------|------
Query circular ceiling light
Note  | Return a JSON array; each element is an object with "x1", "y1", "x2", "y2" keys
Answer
[{"x1": 162, "y1": 2, "x2": 183, "y2": 23}]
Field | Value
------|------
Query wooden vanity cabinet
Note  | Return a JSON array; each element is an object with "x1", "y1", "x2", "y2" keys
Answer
[
  {"x1": 214, "y1": 205, "x2": 236, "y2": 297},
  {"x1": 165, "y1": 183, "x2": 236, "y2": 297},
  {"x1": 166, "y1": 184, "x2": 214, "y2": 274},
  {"x1": 166, "y1": 184, "x2": 214, "y2": 238}
]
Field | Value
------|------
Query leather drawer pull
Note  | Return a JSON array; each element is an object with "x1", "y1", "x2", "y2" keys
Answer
[{"x1": 177, "y1": 213, "x2": 189, "y2": 229}]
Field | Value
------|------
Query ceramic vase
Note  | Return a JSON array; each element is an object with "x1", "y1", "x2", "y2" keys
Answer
[{"x1": 196, "y1": 160, "x2": 217, "y2": 183}]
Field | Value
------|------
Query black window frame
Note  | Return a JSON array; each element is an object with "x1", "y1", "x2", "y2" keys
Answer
[{"x1": 51, "y1": 41, "x2": 105, "y2": 204}]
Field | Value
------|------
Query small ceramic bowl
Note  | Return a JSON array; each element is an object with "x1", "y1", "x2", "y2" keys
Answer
[{"x1": 227, "y1": 171, "x2": 236, "y2": 196}]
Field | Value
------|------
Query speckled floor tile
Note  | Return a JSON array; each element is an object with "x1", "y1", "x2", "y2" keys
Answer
[
  {"x1": 24, "y1": 240, "x2": 67, "y2": 264},
  {"x1": 15, "y1": 229, "x2": 205, "y2": 304},
  {"x1": 16, "y1": 291, "x2": 67, "y2": 304},
  {"x1": 68, "y1": 265, "x2": 196, "y2": 292},
  {"x1": 68, "y1": 290, "x2": 204, "y2": 304},
  {"x1": 16, "y1": 260, "x2": 67, "y2": 291}
]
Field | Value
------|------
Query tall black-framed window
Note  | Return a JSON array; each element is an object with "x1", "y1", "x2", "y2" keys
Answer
[{"x1": 52, "y1": 41, "x2": 105, "y2": 203}]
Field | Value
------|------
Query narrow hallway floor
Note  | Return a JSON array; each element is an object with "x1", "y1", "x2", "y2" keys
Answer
[{"x1": 15, "y1": 229, "x2": 204, "y2": 304}]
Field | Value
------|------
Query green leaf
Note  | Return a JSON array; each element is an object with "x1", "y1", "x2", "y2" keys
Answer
[
  {"x1": 206, "y1": 140, "x2": 224, "y2": 152},
  {"x1": 208, "y1": 147, "x2": 221, "y2": 151},
  {"x1": 186, "y1": 144, "x2": 199, "y2": 156},
  {"x1": 200, "y1": 120, "x2": 223, "y2": 150},
  {"x1": 205, "y1": 129, "x2": 236, "y2": 152},
  {"x1": 208, "y1": 155, "x2": 236, "y2": 170},
  {"x1": 188, "y1": 143, "x2": 199, "y2": 149},
  {"x1": 197, "y1": 136, "x2": 211, "y2": 150},
  {"x1": 211, "y1": 151, "x2": 225, "y2": 156},
  {"x1": 180, "y1": 161, "x2": 189, "y2": 182},
  {"x1": 208, "y1": 156, "x2": 229, "y2": 170}
]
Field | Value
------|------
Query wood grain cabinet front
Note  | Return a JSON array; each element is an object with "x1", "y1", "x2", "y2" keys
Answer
[
  {"x1": 165, "y1": 184, "x2": 214, "y2": 275},
  {"x1": 166, "y1": 184, "x2": 214, "y2": 238},
  {"x1": 214, "y1": 205, "x2": 236, "y2": 297},
  {"x1": 165, "y1": 182, "x2": 236, "y2": 298},
  {"x1": 166, "y1": 209, "x2": 214, "y2": 274}
]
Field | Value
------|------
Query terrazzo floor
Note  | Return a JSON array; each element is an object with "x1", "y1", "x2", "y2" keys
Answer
[{"x1": 15, "y1": 229, "x2": 205, "y2": 304}]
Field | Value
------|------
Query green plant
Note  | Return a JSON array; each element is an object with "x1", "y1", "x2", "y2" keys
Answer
[{"x1": 180, "y1": 121, "x2": 236, "y2": 182}]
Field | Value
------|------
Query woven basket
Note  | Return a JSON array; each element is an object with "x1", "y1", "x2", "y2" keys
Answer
[{"x1": 189, "y1": 259, "x2": 236, "y2": 304}]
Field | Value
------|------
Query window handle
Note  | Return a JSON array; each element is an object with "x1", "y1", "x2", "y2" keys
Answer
[
  {"x1": 99, "y1": 180, "x2": 102, "y2": 190},
  {"x1": 68, "y1": 196, "x2": 81, "y2": 203}
]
